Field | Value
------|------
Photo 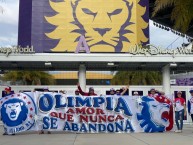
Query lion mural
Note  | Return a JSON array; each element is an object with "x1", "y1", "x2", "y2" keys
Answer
[
  {"x1": 45, "y1": 0, "x2": 148, "y2": 52},
  {"x1": 1, "y1": 98, "x2": 28, "y2": 127}
]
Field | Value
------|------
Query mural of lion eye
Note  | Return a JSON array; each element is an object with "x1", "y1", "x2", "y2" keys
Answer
[
  {"x1": 107, "y1": 9, "x2": 122, "y2": 20},
  {"x1": 82, "y1": 8, "x2": 97, "y2": 18}
]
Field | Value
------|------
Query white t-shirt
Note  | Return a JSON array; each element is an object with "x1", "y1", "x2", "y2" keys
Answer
[{"x1": 175, "y1": 97, "x2": 185, "y2": 111}]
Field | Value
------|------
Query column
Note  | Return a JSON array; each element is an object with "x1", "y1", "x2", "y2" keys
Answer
[
  {"x1": 78, "y1": 64, "x2": 86, "y2": 91},
  {"x1": 162, "y1": 64, "x2": 170, "y2": 95}
]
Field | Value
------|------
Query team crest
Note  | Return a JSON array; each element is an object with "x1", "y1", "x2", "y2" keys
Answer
[
  {"x1": 0, "y1": 93, "x2": 37, "y2": 134},
  {"x1": 137, "y1": 96, "x2": 173, "y2": 132}
]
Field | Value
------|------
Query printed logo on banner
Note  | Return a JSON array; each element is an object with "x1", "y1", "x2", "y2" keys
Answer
[
  {"x1": 0, "y1": 93, "x2": 37, "y2": 134},
  {"x1": 137, "y1": 96, "x2": 173, "y2": 133}
]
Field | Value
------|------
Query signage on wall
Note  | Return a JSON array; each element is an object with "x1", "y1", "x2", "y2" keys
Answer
[
  {"x1": 0, "y1": 46, "x2": 35, "y2": 57},
  {"x1": 127, "y1": 44, "x2": 193, "y2": 57}
]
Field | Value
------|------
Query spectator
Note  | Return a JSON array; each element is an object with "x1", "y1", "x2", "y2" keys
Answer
[
  {"x1": 77, "y1": 83, "x2": 97, "y2": 96},
  {"x1": 59, "y1": 90, "x2": 66, "y2": 94},
  {"x1": 120, "y1": 85, "x2": 129, "y2": 96},
  {"x1": 2, "y1": 86, "x2": 15, "y2": 135},
  {"x1": 110, "y1": 88, "x2": 115, "y2": 95},
  {"x1": 133, "y1": 91, "x2": 139, "y2": 96},
  {"x1": 75, "y1": 89, "x2": 80, "y2": 96},
  {"x1": 174, "y1": 91, "x2": 186, "y2": 133},
  {"x1": 188, "y1": 89, "x2": 193, "y2": 124},
  {"x1": 148, "y1": 88, "x2": 160, "y2": 98},
  {"x1": 43, "y1": 87, "x2": 49, "y2": 92},
  {"x1": 116, "y1": 89, "x2": 121, "y2": 95}
]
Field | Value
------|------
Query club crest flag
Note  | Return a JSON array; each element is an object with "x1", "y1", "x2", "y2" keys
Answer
[{"x1": 0, "y1": 92, "x2": 173, "y2": 134}]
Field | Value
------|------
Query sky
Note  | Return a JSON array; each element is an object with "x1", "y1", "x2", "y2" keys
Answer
[{"x1": 0, "y1": 0, "x2": 189, "y2": 48}]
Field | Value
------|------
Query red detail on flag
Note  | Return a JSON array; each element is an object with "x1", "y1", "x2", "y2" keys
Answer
[
  {"x1": 30, "y1": 108, "x2": 33, "y2": 111},
  {"x1": 23, "y1": 96, "x2": 26, "y2": 99},
  {"x1": 11, "y1": 95, "x2": 14, "y2": 97},
  {"x1": 30, "y1": 114, "x2": 33, "y2": 118},
  {"x1": 17, "y1": 94, "x2": 20, "y2": 96},
  {"x1": 28, "y1": 102, "x2": 31, "y2": 104}
]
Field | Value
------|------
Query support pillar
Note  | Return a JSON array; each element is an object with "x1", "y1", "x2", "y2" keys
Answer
[
  {"x1": 78, "y1": 64, "x2": 86, "y2": 91},
  {"x1": 162, "y1": 64, "x2": 170, "y2": 95}
]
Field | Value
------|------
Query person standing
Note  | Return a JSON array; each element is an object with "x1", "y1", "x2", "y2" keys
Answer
[
  {"x1": 174, "y1": 91, "x2": 186, "y2": 133},
  {"x1": 77, "y1": 83, "x2": 97, "y2": 96},
  {"x1": 120, "y1": 85, "x2": 129, "y2": 96},
  {"x1": 75, "y1": 89, "x2": 80, "y2": 96},
  {"x1": 148, "y1": 88, "x2": 159, "y2": 98},
  {"x1": 188, "y1": 89, "x2": 193, "y2": 124},
  {"x1": 133, "y1": 91, "x2": 139, "y2": 97},
  {"x1": 109, "y1": 88, "x2": 115, "y2": 95}
]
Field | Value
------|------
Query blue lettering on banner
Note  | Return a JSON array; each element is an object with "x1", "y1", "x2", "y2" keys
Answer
[
  {"x1": 115, "y1": 121, "x2": 123, "y2": 132},
  {"x1": 107, "y1": 123, "x2": 114, "y2": 132},
  {"x1": 38, "y1": 95, "x2": 132, "y2": 117},
  {"x1": 75, "y1": 97, "x2": 92, "y2": 107},
  {"x1": 93, "y1": 97, "x2": 105, "y2": 107},
  {"x1": 43, "y1": 117, "x2": 58, "y2": 129},
  {"x1": 125, "y1": 120, "x2": 134, "y2": 132},
  {"x1": 98, "y1": 124, "x2": 106, "y2": 132},
  {"x1": 62, "y1": 121, "x2": 134, "y2": 133},
  {"x1": 55, "y1": 94, "x2": 66, "y2": 108},
  {"x1": 88, "y1": 123, "x2": 97, "y2": 132},
  {"x1": 106, "y1": 97, "x2": 113, "y2": 111},
  {"x1": 39, "y1": 94, "x2": 54, "y2": 112},
  {"x1": 114, "y1": 98, "x2": 132, "y2": 116},
  {"x1": 51, "y1": 118, "x2": 58, "y2": 129},
  {"x1": 43, "y1": 117, "x2": 50, "y2": 129},
  {"x1": 72, "y1": 123, "x2": 79, "y2": 131},
  {"x1": 67, "y1": 96, "x2": 75, "y2": 107},
  {"x1": 63, "y1": 121, "x2": 71, "y2": 131},
  {"x1": 80, "y1": 123, "x2": 87, "y2": 132}
]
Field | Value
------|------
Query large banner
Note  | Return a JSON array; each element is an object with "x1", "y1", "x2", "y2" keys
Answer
[
  {"x1": 18, "y1": 0, "x2": 149, "y2": 53},
  {"x1": 0, "y1": 92, "x2": 173, "y2": 134}
]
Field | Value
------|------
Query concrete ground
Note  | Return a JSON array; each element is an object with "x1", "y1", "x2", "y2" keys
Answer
[{"x1": 0, "y1": 125, "x2": 193, "y2": 145}]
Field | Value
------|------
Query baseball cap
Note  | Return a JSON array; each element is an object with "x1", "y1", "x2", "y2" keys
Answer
[{"x1": 189, "y1": 89, "x2": 193, "y2": 93}]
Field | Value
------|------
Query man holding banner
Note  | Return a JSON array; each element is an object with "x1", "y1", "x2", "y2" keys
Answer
[{"x1": 77, "y1": 83, "x2": 97, "y2": 96}]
